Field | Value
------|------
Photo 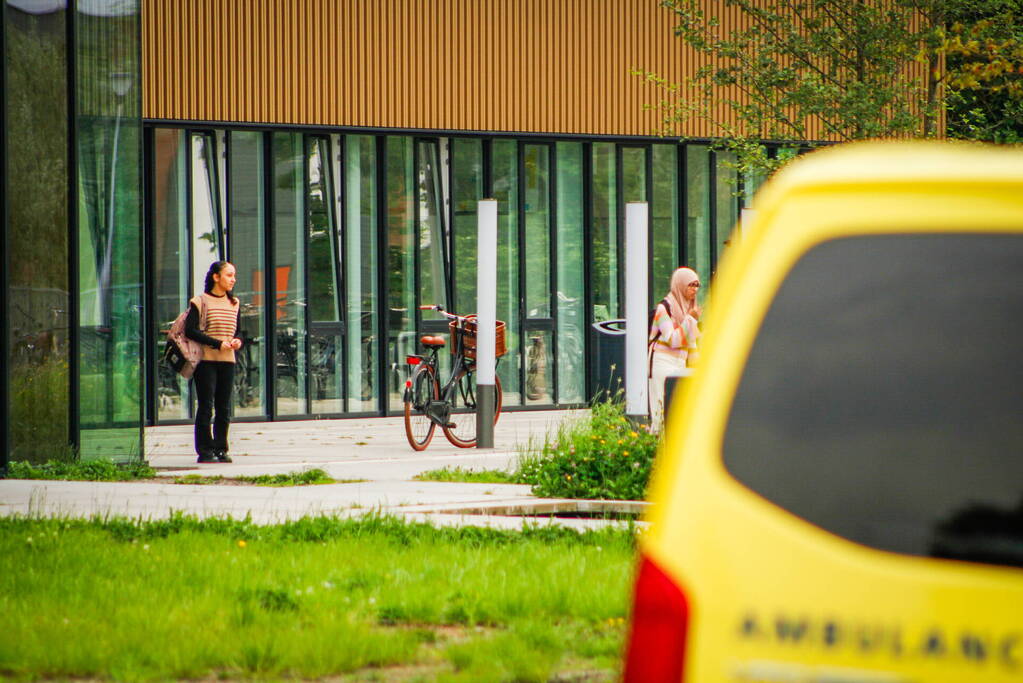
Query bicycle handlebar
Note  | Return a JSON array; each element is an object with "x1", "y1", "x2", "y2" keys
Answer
[{"x1": 419, "y1": 304, "x2": 473, "y2": 323}]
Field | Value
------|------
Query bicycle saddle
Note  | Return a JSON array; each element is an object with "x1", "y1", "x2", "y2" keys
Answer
[{"x1": 420, "y1": 335, "x2": 447, "y2": 347}]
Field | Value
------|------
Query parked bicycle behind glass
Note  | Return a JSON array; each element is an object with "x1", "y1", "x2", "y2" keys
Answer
[{"x1": 403, "y1": 305, "x2": 506, "y2": 450}]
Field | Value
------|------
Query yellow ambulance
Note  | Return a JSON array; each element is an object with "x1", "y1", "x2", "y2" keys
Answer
[{"x1": 624, "y1": 142, "x2": 1023, "y2": 683}]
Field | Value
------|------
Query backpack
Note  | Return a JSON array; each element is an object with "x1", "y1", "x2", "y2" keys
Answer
[
  {"x1": 647, "y1": 298, "x2": 672, "y2": 377},
  {"x1": 163, "y1": 296, "x2": 207, "y2": 379},
  {"x1": 648, "y1": 298, "x2": 672, "y2": 343}
]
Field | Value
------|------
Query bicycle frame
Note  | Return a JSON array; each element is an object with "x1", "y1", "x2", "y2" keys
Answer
[{"x1": 403, "y1": 308, "x2": 494, "y2": 427}]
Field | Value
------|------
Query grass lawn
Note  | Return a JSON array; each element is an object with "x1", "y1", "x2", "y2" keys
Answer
[
  {"x1": 0, "y1": 515, "x2": 637, "y2": 682},
  {"x1": 413, "y1": 467, "x2": 522, "y2": 485}
]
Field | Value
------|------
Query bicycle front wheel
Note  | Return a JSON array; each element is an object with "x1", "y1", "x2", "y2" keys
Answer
[
  {"x1": 442, "y1": 368, "x2": 503, "y2": 448},
  {"x1": 404, "y1": 364, "x2": 439, "y2": 451}
]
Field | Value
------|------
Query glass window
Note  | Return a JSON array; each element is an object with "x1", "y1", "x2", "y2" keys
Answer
[
  {"x1": 307, "y1": 136, "x2": 343, "y2": 415},
  {"x1": 76, "y1": 5, "x2": 143, "y2": 459},
  {"x1": 272, "y1": 132, "x2": 307, "y2": 415},
  {"x1": 621, "y1": 146, "x2": 647, "y2": 203},
  {"x1": 5, "y1": 1, "x2": 71, "y2": 461},
  {"x1": 651, "y1": 144, "x2": 679, "y2": 308},
  {"x1": 685, "y1": 145, "x2": 711, "y2": 307},
  {"x1": 451, "y1": 138, "x2": 482, "y2": 316},
  {"x1": 344, "y1": 135, "x2": 378, "y2": 413},
  {"x1": 555, "y1": 142, "x2": 585, "y2": 404},
  {"x1": 621, "y1": 145, "x2": 650, "y2": 311},
  {"x1": 386, "y1": 136, "x2": 415, "y2": 411},
  {"x1": 152, "y1": 128, "x2": 190, "y2": 421},
  {"x1": 715, "y1": 150, "x2": 739, "y2": 267},
  {"x1": 591, "y1": 142, "x2": 617, "y2": 322},
  {"x1": 524, "y1": 330, "x2": 553, "y2": 405},
  {"x1": 227, "y1": 130, "x2": 266, "y2": 417},
  {"x1": 191, "y1": 132, "x2": 222, "y2": 296},
  {"x1": 417, "y1": 140, "x2": 448, "y2": 321},
  {"x1": 523, "y1": 144, "x2": 551, "y2": 319},
  {"x1": 723, "y1": 235, "x2": 1023, "y2": 569},
  {"x1": 742, "y1": 156, "x2": 767, "y2": 210},
  {"x1": 491, "y1": 140, "x2": 521, "y2": 406}
]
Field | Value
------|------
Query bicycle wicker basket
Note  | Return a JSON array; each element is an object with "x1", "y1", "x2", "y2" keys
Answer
[{"x1": 449, "y1": 317, "x2": 507, "y2": 359}]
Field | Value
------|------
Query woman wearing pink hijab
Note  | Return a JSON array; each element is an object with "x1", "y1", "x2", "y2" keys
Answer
[{"x1": 648, "y1": 267, "x2": 701, "y2": 431}]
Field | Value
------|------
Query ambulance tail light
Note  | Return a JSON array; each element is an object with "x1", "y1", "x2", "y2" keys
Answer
[{"x1": 623, "y1": 553, "x2": 690, "y2": 682}]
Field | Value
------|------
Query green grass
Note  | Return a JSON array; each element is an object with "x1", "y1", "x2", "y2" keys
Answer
[
  {"x1": 0, "y1": 514, "x2": 636, "y2": 682},
  {"x1": 515, "y1": 399, "x2": 658, "y2": 501},
  {"x1": 172, "y1": 468, "x2": 358, "y2": 487},
  {"x1": 6, "y1": 458, "x2": 155, "y2": 482},
  {"x1": 414, "y1": 467, "x2": 523, "y2": 485}
]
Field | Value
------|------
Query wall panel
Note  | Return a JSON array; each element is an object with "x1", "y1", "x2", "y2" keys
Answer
[
  {"x1": 143, "y1": 0, "x2": 702, "y2": 136},
  {"x1": 142, "y1": 0, "x2": 934, "y2": 140}
]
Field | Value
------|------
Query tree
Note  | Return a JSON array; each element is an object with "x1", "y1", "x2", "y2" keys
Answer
[
  {"x1": 636, "y1": 0, "x2": 948, "y2": 177},
  {"x1": 944, "y1": 0, "x2": 1023, "y2": 142}
]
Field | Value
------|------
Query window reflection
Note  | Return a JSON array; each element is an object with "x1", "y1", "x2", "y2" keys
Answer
[
  {"x1": 228, "y1": 131, "x2": 266, "y2": 417},
  {"x1": 153, "y1": 128, "x2": 190, "y2": 420},
  {"x1": 556, "y1": 142, "x2": 585, "y2": 404},
  {"x1": 76, "y1": 3, "x2": 144, "y2": 458},
  {"x1": 492, "y1": 140, "x2": 521, "y2": 406},
  {"x1": 591, "y1": 143, "x2": 617, "y2": 322},
  {"x1": 451, "y1": 139, "x2": 482, "y2": 315},
  {"x1": 307, "y1": 136, "x2": 343, "y2": 414},
  {"x1": 651, "y1": 145, "x2": 678, "y2": 308},
  {"x1": 5, "y1": 1, "x2": 72, "y2": 461},
  {"x1": 685, "y1": 145, "x2": 711, "y2": 307},
  {"x1": 191, "y1": 132, "x2": 222, "y2": 298},
  {"x1": 344, "y1": 135, "x2": 378, "y2": 413},
  {"x1": 387, "y1": 137, "x2": 415, "y2": 411},
  {"x1": 273, "y1": 133, "x2": 307, "y2": 415},
  {"x1": 525, "y1": 330, "x2": 553, "y2": 405},
  {"x1": 524, "y1": 144, "x2": 551, "y2": 319},
  {"x1": 417, "y1": 140, "x2": 448, "y2": 320},
  {"x1": 715, "y1": 150, "x2": 739, "y2": 267}
]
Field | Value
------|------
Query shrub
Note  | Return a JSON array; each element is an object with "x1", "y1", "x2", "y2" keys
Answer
[{"x1": 516, "y1": 398, "x2": 658, "y2": 501}]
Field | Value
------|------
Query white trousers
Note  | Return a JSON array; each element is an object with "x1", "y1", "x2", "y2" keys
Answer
[{"x1": 649, "y1": 352, "x2": 688, "y2": 433}]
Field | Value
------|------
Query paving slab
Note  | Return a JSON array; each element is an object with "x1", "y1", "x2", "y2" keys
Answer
[
  {"x1": 1, "y1": 409, "x2": 646, "y2": 530},
  {"x1": 146, "y1": 410, "x2": 576, "y2": 480}
]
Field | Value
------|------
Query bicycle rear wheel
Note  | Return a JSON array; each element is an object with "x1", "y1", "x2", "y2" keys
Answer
[
  {"x1": 442, "y1": 368, "x2": 503, "y2": 448},
  {"x1": 404, "y1": 365, "x2": 439, "y2": 451}
]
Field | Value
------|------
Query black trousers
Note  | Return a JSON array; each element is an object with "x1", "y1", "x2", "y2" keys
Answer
[{"x1": 193, "y1": 360, "x2": 235, "y2": 457}]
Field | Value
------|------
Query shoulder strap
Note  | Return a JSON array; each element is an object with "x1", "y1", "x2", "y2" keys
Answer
[
  {"x1": 189, "y1": 295, "x2": 208, "y2": 331},
  {"x1": 649, "y1": 298, "x2": 674, "y2": 343}
]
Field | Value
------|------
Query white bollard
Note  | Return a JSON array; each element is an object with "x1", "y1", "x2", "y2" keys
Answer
[
  {"x1": 625, "y1": 202, "x2": 649, "y2": 420},
  {"x1": 476, "y1": 199, "x2": 498, "y2": 447}
]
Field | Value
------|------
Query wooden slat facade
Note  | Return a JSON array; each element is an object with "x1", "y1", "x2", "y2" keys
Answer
[
  {"x1": 143, "y1": 0, "x2": 720, "y2": 137},
  {"x1": 142, "y1": 0, "x2": 933, "y2": 140}
]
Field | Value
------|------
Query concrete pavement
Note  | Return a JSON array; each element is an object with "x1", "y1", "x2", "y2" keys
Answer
[{"x1": 0, "y1": 409, "x2": 648, "y2": 530}]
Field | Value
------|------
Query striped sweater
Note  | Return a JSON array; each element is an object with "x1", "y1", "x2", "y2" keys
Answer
[
  {"x1": 649, "y1": 302, "x2": 699, "y2": 359},
  {"x1": 184, "y1": 293, "x2": 241, "y2": 363}
]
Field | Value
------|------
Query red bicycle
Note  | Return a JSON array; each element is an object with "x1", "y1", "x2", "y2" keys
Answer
[{"x1": 403, "y1": 305, "x2": 506, "y2": 450}]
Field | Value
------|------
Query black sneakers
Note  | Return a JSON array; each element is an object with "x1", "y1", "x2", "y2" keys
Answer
[{"x1": 197, "y1": 449, "x2": 232, "y2": 463}]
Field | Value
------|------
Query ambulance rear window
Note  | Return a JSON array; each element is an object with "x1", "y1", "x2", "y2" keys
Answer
[{"x1": 722, "y1": 234, "x2": 1023, "y2": 569}]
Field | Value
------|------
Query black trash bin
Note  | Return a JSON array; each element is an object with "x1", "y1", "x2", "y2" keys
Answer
[
  {"x1": 591, "y1": 320, "x2": 627, "y2": 398},
  {"x1": 662, "y1": 372, "x2": 691, "y2": 418}
]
